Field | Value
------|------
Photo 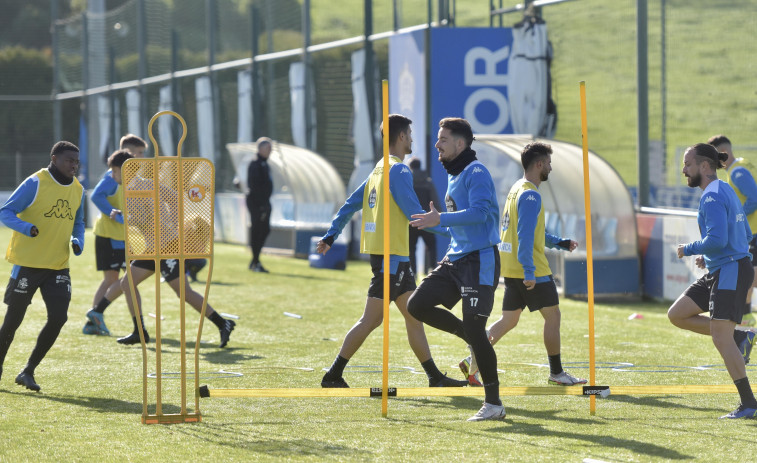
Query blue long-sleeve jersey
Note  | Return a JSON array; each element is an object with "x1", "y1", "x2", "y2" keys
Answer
[
  {"x1": 0, "y1": 174, "x2": 85, "y2": 254},
  {"x1": 91, "y1": 170, "x2": 124, "y2": 224},
  {"x1": 438, "y1": 160, "x2": 500, "y2": 260},
  {"x1": 683, "y1": 180, "x2": 751, "y2": 271},
  {"x1": 730, "y1": 164, "x2": 757, "y2": 216},
  {"x1": 515, "y1": 188, "x2": 568, "y2": 282},
  {"x1": 323, "y1": 161, "x2": 448, "y2": 273}
]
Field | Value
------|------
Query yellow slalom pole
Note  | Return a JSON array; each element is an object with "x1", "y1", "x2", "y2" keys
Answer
[
  {"x1": 579, "y1": 81, "x2": 597, "y2": 415},
  {"x1": 381, "y1": 80, "x2": 390, "y2": 417}
]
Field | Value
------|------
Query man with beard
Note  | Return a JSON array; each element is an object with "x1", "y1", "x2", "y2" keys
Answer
[
  {"x1": 668, "y1": 143, "x2": 757, "y2": 419},
  {"x1": 408, "y1": 117, "x2": 504, "y2": 421},
  {"x1": 0, "y1": 141, "x2": 85, "y2": 391},
  {"x1": 459, "y1": 141, "x2": 585, "y2": 388}
]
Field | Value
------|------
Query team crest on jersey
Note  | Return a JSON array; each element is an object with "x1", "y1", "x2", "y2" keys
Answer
[
  {"x1": 44, "y1": 199, "x2": 74, "y2": 220},
  {"x1": 501, "y1": 211, "x2": 510, "y2": 232},
  {"x1": 17, "y1": 278, "x2": 28, "y2": 289},
  {"x1": 445, "y1": 194, "x2": 457, "y2": 212},
  {"x1": 368, "y1": 187, "x2": 377, "y2": 208}
]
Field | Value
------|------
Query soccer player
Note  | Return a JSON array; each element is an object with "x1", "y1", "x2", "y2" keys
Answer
[
  {"x1": 116, "y1": 164, "x2": 235, "y2": 348},
  {"x1": 408, "y1": 117, "x2": 504, "y2": 422},
  {"x1": 0, "y1": 141, "x2": 85, "y2": 391},
  {"x1": 709, "y1": 135, "x2": 757, "y2": 336},
  {"x1": 668, "y1": 143, "x2": 757, "y2": 419},
  {"x1": 83, "y1": 134, "x2": 147, "y2": 335},
  {"x1": 318, "y1": 114, "x2": 466, "y2": 389},
  {"x1": 83, "y1": 150, "x2": 135, "y2": 336},
  {"x1": 462, "y1": 142, "x2": 586, "y2": 388}
]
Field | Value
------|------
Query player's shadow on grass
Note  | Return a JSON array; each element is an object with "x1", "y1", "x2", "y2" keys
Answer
[
  {"x1": 604, "y1": 394, "x2": 725, "y2": 413},
  {"x1": 146, "y1": 339, "x2": 262, "y2": 365},
  {"x1": 171, "y1": 421, "x2": 373, "y2": 459},
  {"x1": 0, "y1": 389, "x2": 181, "y2": 415}
]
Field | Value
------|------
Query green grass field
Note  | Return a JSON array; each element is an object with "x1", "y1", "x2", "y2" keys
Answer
[{"x1": 1, "y1": 227, "x2": 756, "y2": 462}]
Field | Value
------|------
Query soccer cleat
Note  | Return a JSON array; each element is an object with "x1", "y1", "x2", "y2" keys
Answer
[
  {"x1": 467, "y1": 402, "x2": 506, "y2": 421},
  {"x1": 738, "y1": 330, "x2": 756, "y2": 365},
  {"x1": 457, "y1": 357, "x2": 485, "y2": 386},
  {"x1": 117, "y1": 330, "x2": 150, "y2": 345},
  {"x1": 15, "y1": 371, "x2": 40, "y2": 392},
  {"x1": 467, "y1": 373, "x2": 483, "y2": 387},
  {"x1": 321, "y1": 376, "x2": 349, "y2": 388},
  {"x1": 720, "y1": 404, "x2": 757, "y2": 419},
  {"x1": 86, "y1": 309, "x2": 110, "y2": 336},
  {"x1": 430, "y1": 373, "x2": 468, "y2": 387},
  {"x1": 219, "y1": 319, "x2": 236, "y2": 348},
  {"x1": 459, "y1": 356, "x2": 472, "y2": 376},
  {"x1": 252, "y1": 262, "x2": 269, "y2": 273},
  {"x1": 548, "y1": 370, "x2": 588, "y2": 386},
  {"x1": 82, "y1": 321, "x2": 98, "y2": 335}
]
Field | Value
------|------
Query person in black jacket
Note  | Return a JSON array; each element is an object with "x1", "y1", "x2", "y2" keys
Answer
[
  {"x1": 407, "y1": 157, "x2": 439, "y2": 276},
  {"x1": 247, "y1": 137, "x2": 274, "y2": 272}
]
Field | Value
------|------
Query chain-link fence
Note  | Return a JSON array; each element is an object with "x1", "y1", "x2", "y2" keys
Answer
[{"x1": 2, "y1": 0, "x2": 756, "y2": 211}]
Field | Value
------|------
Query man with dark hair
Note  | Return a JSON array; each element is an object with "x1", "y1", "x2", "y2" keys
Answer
[
  {"x1": 461, "y1": 141, "x2": 585, "y2": 388},
  {"x1": 0, "y1": 141, "x2": 85, "y2": 391},
  {"x1": 407, "y1": 157, "x2": 440, "y2": 276},
  {"x1": 408, "y1": 117, "x2": 505, "y2": 421},
  {"x1": 318, "y1": 114, "x2": 465, "y2": 389},
  {"x1": 247, "y1": 137, "x2": 274, "y2": 272},
  {"x1": 709, "y1": 135, "x2": 757, "y2": 336},
  {"x1": 83, "y1": 149, "x2": 135, "y2": 336},
  {"x1": 668, "y1": 143, "x2": 757, "y2": 419}
]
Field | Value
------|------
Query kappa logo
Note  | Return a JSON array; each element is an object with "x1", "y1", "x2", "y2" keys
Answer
[
  {"x1": 402, "y1": 167, "x2": 411, "y2": 174},
  {"x1": 17, "y1": 277, "x2": 28, "y2": 289},
  {"x1": 525, "y1": 194, "x2": 537, "y2": 201},
  {"x1": 704, "y1": 196, "x2": 715, "y2": 204},
  {"x1": 44, "y1": 199, "x2": 74, "y2": 220},
  {"x1": 734, "y1": 171, "x2": 743, "y2": 179},
  {"x1": 472, "y1": 167, "x2": 483, "y2": 174}
]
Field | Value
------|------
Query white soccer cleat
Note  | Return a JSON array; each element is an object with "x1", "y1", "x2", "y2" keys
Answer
[
  {"x1": 467, "y1": 402, "x2": 506, "y2": 421},
  {"x1": 548, "y1": 370, "x2": 587, "y2": 386}
]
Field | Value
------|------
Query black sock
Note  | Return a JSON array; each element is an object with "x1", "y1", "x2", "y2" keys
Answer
[
  {"x1": 548, "y1": 354, "x2": 563, "y2": 375},
  {"x1": 132, "y1": 316, "x2": 146, "y2": 333},
  {"x1": 324, "y1": 355, "x2": 349, "y2": 380},
  {"x1": 421, "y1": 358, "x2": 443, "y2": 382},
  {"x1": 93, "y1": 297, "x2": 112, "y2": 314},
  {"x1": 734, "y1": 330, "x2": 748, "y2": 345},
  {"x1": 208, "y1": 311, "x2": 226, "y2": 329},
  {"x1": 735, "y1": 377, "x2": 757, "y2": 408},
  {"x1": 483, "y1": 381, "x2": 501, "y2": 406}
]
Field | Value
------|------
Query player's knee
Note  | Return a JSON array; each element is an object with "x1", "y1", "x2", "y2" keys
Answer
[
  {"x1": 407, "y1": 292, "x2": 425, "y2": 321},
  {"x1": 48, "y1": 311, "x2": 68, "y2": 328}
]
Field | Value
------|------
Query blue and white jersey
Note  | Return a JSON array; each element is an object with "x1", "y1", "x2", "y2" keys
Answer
[
  {"x1": 683, "y1": 179, "x2": 752, "y2": 272},
  {"x1": 439, "y1": 160, "x2": 500, "y2": 260}
]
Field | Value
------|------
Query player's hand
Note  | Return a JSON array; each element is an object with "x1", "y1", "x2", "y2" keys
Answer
[
  {"x1": 410, "y1": 201, "x2": 441, "y2": 229},
  {"x1": 677, "y1": 244, "x2": 685, "y2": 259},
  {"x1": 316, "y1": 240, "x2": 330, "y2": 255},
  {"x1": 110, "y1": 209, "x2": 122, "y2": 220},
  {"x1": 524, "y1": 279, "x2": 536, "y2": 290},
  {"x1": 29, "y1": 226, "x2": 39, "y2": 237},
  {"x1": 695, "y1": 255, "x2": 705, "y2": 269},
  {"x1": 567, "y1": 240, "x2": 578, "y2": 252}
]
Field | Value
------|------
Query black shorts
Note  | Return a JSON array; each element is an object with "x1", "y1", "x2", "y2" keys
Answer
[
  {"x1": 4, "y1": 266, "x2": 72, "y2": 309},
  {"x1": 502, "y1": 276, "x2": 560, "y2": 312},
  {"x1": 413, "y1": 246, "x2": 500, "y2": 317},
  {"x1": 132, "y1": 259, "x2": 181, "y2": 282},
  {"x1": 367, "y1": 255, "x2": 416, "y2": 301},
  {"x1": 95, "y1": 235, "x2": 126, "y2": 272},
  {"x1": 750, "y1": 236, "x2": 757, "y2": 267},
  {"x1": 683, "y1": 256, "x2": 754, "y2": 323}
]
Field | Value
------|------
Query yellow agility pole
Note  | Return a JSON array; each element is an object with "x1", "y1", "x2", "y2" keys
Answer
[
  {"x1": 579, "y1": 81, "x2": 597, "y2": 415},
  {"x1": 122, "y1": 110, "x2": 215, "y2": 424},
  {"x1": 198, "y1": 384, "x2": 750, "y2": 399},
  {"x1": 381, "y1": 80, "x2": 391, "y2": 417}
]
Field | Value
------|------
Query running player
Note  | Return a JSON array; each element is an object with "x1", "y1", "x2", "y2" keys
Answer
[
  {"x1": 408, "y1": 117, "x2": 504, "y2": 421},
  {"x1": 668, "y1": 143, "x2": 757, "y2": 419},
  {"x1": 318, "y1": 114, "x2": 466, "y2": 389},
  {"x1": 461, "y1": 142, "x2": 586, "y2": 388}
]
